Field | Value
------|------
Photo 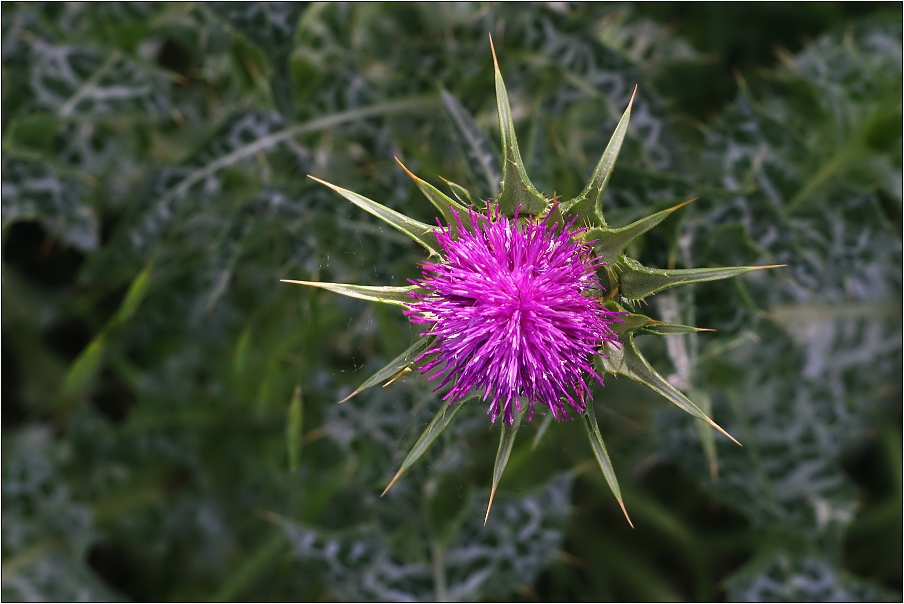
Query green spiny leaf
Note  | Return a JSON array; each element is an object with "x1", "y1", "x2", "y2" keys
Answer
[
  {"x1": 485, "y1": 405, "x2": 526, "y2": 524},
  {"x1": 443, "y1": 177, "x2": 479, "y2": 207},
  {"x1": 280, "y1": 280, "x2": 420, "y2": 307},
  {"x1": 582, "y1": 403, "x2": 633, "y2": 526},
  {"x1": 611, "y1": 312, "x2": 655, "y2": 336},
  {"x1": 440, "y1": 88, "x2": 501, "y2": 197},
  {"x1": 607, "y1": 304, "x2": 713, "y2": 337},
  {"x1": 490, "y1": 37, "x2": 548, "y2": 217},
  {"x1": 640, "y1": 321, "x2": 715, "y2": 336},
  {"x1": 616, "y1": 256, "x2": 783, "y2": 301},
  {"x1": 338, "y1": 337, "x2": 431, "y2": 403},
  {"x1": 596, "y1": 337, "x2": 740, "y2": 446},
  {"x1": 543, "y1": 201, "x2": 566, "y2": 228},
  {"x1": 382, "y1": 398, "x2": 471, "y2": 496},
  {"x1": 395, "y1": 158, "x2": 472, "y2": 231},
  {"x1": 561, "y1": 87, "x2": 636, "y2": 224},
  {"x1": 309, "y1": 176, "x2": 442, "y2": 256},
  {"x1": 588, "y1": 199, "x2": 694, "y2": 263}
]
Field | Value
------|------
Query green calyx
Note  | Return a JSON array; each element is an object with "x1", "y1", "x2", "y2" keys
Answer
[{"x1": 284, "y1": 38, "x2": 782, "y2": 524}]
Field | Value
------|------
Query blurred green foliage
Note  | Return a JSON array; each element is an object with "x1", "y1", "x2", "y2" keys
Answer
[{"x1": 2, "y1": 3, "x2": 900, "y2": 601}]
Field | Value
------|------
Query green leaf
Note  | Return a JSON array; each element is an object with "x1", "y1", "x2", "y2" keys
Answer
[
  {"x1": 3, "y1": 115, "x2": 63, "y2": 156},
  {"x1": 207, "y1": 2, "x2": 306, "y2": 117},
  {"x1": 323, "y1": 385, "x2": 420, "y2": 483},
  {"x1": 286, "y1": 385, "x2": 303, "y2": 473},
  {"x1": 781, "y1": 18, "x2": 903, "y2": 212},
  {"x1": 308, "y1": 176, "x2": 442, "y2": 256},
  {"x1": 204, "y1": 199, "x2": 257, "y2": 313},
  {"x1": 280, "y1": 280, "x2": 420, "y2": 307},
  {"x1": 440, "y1": 89, "x2": 501, "y2": 197},
  {"x1": 124, "y1": 100, "x2": 431, "y2": 258},
  {"x1": 110, "y1": 261, "x2": 154, "y2": 328},
  {"x1": 61, "y1": 261, "x2": 154, "y2": 398},
  {"x1": 60, "y1": 333, "x2": 105, "y2": 398},
  {"x1": 1, "y1": 427, "x2": 116, "y2": 601},
  {"x1": 394, "y1": 158, "x2": 471, "y2": 231},
  {"x1": 442, "y1": 474, "x2": 573, "y2": 600},
  {"x1": 596, "y1": 11, "x2": 700, "y2": 65},
  {"x1": 338, "y1": 338, "x2": 431, "y2": 403},
  {"x1": 640, "y1": 321, "x2": 714, "y2": 336},
  {"x1": 1, "y1": 157, "x2": 97, "y2": 252},
  {"x1": 381, "y1": 398, "x2": 471, "y2": 496},
  {"x1": 596, "y1": 337, "x2": 739, "y2": 446},
  {"x1": 485, "y1": 405, "x2": 525, "y2": 524},
  {"x1": 490, "y1": 38, "x2": 548, "y2": 217},
  {"x1": 610, "y1": 312, "x2": 655, "y2": 336},
  {"x1": 616, "y1": 256, "x2": 782, "y2": 301},
  {"x1": 29, "y1": 42, "x2": 171, "y2": 118},
  {"x1": 561, "y1": 87, "x2": 636, "y2": 224},
  {"x1": 122, "y1": 110, "x2": 288, "y2": 257},
  {"x1": 726, "y1": 552, "x2": 889, "y2": 602},
  {"x1": 1, "y1": 545, "x2": 123, "y2": 602},
  {"x1": 211, "y1": 531, "x2": 288, "y2": 603},
  {"x1": 282, "y1": 474, "x2": 573, "y2": 602},
  {"x1": 443, "y1": 178, "x2": 479, "y2": 207},
  {"x1": 587, "y1": 198, "x2": 693, "y2": 263},
  {"x1": 658, "y1": 315, "x2": 899, "y2": 537},
  {"x1": 582, "y1": 403, "x2": 633, "y2": 526},
  {"x1": 608, "y1": 306, "x2": 712, "y2": 338}
]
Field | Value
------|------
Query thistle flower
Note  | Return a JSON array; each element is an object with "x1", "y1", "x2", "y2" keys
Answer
[
  {"x1": 284, "y1": 38, "x2": 778, "y2": 523},
  {"x1": 406, "y1": 205, "x2": 624, "y2": 425}
]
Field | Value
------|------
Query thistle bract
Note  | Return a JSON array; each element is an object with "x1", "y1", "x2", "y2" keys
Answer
[
  {"x1": 284, "y1": 38, "x2": 777, "y2": 523},
  {"x1": 406, "y1": 206, "x2": 623, "y2": 425}
]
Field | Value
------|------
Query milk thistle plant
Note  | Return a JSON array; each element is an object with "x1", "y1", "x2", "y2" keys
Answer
[{"x1": 285, "y1": 40, "x2": 776, "y2": 523}]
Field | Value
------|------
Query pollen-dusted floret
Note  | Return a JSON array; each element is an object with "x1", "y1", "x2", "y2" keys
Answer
[{"x1": 405, "y1": 206, "x2": 623, "y2": 424}]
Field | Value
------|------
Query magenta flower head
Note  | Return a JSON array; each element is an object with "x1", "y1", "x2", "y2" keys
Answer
[
  {"x1": 284, "y1": 39, "x2": 774, "y2": 523},
  {"x1": 406, "y1": 206, "x2": 622, "y2": 425}
]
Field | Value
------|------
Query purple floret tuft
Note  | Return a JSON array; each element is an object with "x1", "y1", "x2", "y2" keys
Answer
[{"x1": 405, "y1": 206, "x2": 623, "y2": 424}]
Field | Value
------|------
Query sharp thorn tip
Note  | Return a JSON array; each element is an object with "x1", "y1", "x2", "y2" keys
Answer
[
  {"x1": 484, "y1": 485, "x2": 497, "y2": 525},
  {"x1": 620, "y1": 501, "x2": 634, "y2": 528},
  {"x1": 669, "y1": 198, "x2": 697, "y2": 212},
  {"x1": 337, "y1": 390, "x2": 360, "y2": 404},
  {"x1": 489, "y1": 34, "x2": 499, "y2": 71},
  {"x1": 381, "y1": 470, "x2": 402, "y2": 497}
]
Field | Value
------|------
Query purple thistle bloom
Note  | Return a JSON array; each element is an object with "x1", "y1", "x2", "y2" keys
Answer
[{"x1": 405, "y1": 206, "x2": 624, "y2": 424}]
